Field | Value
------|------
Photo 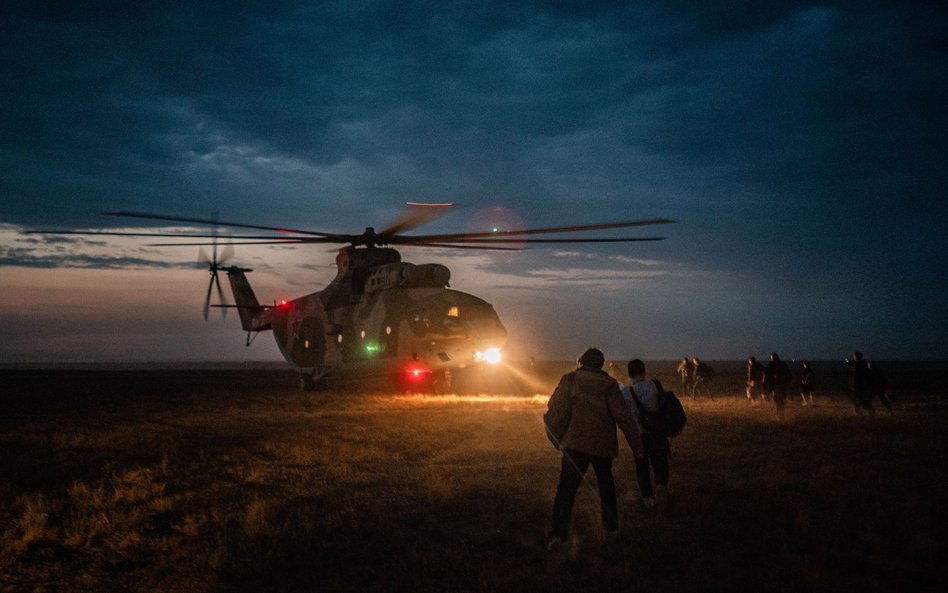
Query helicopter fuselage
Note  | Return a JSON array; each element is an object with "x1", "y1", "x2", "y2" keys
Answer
[{"x1": 226, "y1": 246, "x2": 507, "y2": 389}]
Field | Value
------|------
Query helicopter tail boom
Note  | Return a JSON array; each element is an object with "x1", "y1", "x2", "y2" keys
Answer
[{"x1": 224, "y1": 267, "x2": 272, "y2": 332}]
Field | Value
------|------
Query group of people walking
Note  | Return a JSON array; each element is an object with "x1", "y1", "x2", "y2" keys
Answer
[
  {"x1": 675, "y1": 357, "x2": 716, "y2": 400},
  {"x1": 544, "y1": 348, "x2": 896, "y2": 550},
  {"x1": 745, "y1": 351, "x2": 892, "y2": 418},
  {"x1": 545, "y1": 348, "x2": 674, "y2": 551},
  {"x1": 847, "y1": 351, "x2": 893, "y2": 415},
  {"x1": 743, "y1": 353, "x2": 795, "y2": 419}
]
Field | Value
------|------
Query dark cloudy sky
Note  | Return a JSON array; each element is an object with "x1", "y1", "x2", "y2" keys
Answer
[{"x1": 2, "y1": 1, "x2": 946, "y2": 363}]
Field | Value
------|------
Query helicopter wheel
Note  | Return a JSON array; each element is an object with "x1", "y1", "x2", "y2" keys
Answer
[{"x1": 299, "y1": 373, "x2": 316, "y2": 392}]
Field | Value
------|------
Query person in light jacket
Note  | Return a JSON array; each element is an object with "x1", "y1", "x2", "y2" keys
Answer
[{"x1": 546, "y1": 348, "x2": 643, "y2": 548}]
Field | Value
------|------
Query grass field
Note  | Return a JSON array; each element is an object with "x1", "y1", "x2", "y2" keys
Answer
[{"x1": 1, "y1": 363, "x2": 946, "y2": 592}]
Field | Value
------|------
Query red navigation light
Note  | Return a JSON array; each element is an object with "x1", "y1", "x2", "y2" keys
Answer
[
  {"x1": 406, "y1": 367, "x2": 431, "y2": 381},
  {"x1": 279, "y1": 299, "x2": 289, "y2": 307}
]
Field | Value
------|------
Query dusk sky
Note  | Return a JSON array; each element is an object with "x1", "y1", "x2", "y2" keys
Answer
[{"x1": 2, "y1": 1, "x2": 946, "y2": 363}]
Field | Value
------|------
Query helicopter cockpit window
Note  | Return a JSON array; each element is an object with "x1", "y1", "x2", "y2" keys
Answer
[
  {"x1": 409, "y1": 311, "x2": 430, "y2": 334},
  {"x1": 444, "y1": 306, "x2": 460, "y2": 328}
]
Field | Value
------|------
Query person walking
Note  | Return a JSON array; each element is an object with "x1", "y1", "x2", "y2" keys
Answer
[
  {"x1": 867, "y1": 360, "x2": 894, "y2": 415},
  {"x1": 800, "y1": 360, "x2": 815, "y2": 406},
  {"x1": 746, "y1": 356, "x2": 764, "y2": 403},
  {"x1": 545, "y1": 348, "x2": 643, "y2": 548},
  {"x1": 691, "y1": 357, "x2": 715, "y2": 401},
  {"x1": 765, "y1": 352, "x2": 791, "y2": 420},
  {"x1": 621, "y1": 359, "x2": 671, "y2": 510},
  {"x1": 676, "y1": 357, "x2": 693, "y2": 397},
  {"x1": 847, "y1": 351, "x2": 872, "y2": 414}
]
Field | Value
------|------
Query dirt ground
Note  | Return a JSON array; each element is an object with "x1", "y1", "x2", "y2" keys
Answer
[{"x1": 1, "y1": 362, "x2": 946, "y2": 592}]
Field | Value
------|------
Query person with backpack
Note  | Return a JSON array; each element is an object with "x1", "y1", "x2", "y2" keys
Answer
[
  {"x1": 544, "y1": 348, "x2": 644, "y2": 549},
  {"x1": 746, "y1": 356, "x2": 765, "y2": 403},
  {"x1": 799, "y1": 360, "x2": 815, "y2": 406},
  {"x1": 621, "y1": 359, "x2": 673, "y2": 510},
  {"x1": 765, "y1": 352, "x2": 792, "y2": 420},
  {"x1": 691, "y1": 357, "x2": 715, "y2": 401}
]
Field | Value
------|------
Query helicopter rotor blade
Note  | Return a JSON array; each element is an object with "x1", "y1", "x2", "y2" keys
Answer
[
  {"x1": 22, "y1": 230, "x2": 333, "y2": 240},
  {"x1": 392, "y1": 218, "x2": 676, "y2": 243},
  {"x1": 410, "y1": 236, "x2": 667, "y2": 245},
  {"x1": 28, "y1": 209, "x2": 674, "y2": 251},
  {"x1": 399, "y1": 242, "x2": 521, "y2": 251},
  {"x1": 219, "y1": 242, "x2": 234, "y2": 265},
  {"x1": 103, "y1": 211, "x2": 338, "y2": 237},
  {"x1": 145, "y1": 239, "x2": 323, "y2": 247},
  {"x1": 214, "y1": 271, "x2": 228, "y2": 319},
  {"x1": 203, "y1": 272, "x2": 215, "y2": 321},
  {"x1": 377, "y1": 202, "x2": 454, "y2": 237}
]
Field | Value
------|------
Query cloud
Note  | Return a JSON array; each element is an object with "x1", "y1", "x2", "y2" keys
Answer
[
  {"x1": 1, "y1": 1, "x2": 946, "y2": 359},
  {"x1": 0, "y1": 223, "x2": 201, "y2": 270}
]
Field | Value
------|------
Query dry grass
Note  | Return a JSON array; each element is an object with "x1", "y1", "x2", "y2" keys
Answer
[{"x1": 1, "y1": 366, "x2": 946, "y2": 593}]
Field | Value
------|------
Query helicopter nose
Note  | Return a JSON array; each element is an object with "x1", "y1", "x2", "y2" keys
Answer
[{"x1": 467, "y1": 308, "x2": 507, "y2": 350}]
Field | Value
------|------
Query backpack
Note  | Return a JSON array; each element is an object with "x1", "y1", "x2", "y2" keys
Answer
[
  {"x1": 629, "y1": 380, "x2": 687, "y2": 438},
  {"x1": 701, "y1": 364, "x2": 715, "y2": 381}
]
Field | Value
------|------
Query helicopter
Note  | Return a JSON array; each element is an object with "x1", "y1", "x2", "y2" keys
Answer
[{"x1": 27, "y1": 204, "x2": 674, "y2": 391}]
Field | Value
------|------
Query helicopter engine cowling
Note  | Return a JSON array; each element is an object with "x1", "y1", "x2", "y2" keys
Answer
[{"x1": 400, "y1": 263, "x2": 450, "y2": 288}]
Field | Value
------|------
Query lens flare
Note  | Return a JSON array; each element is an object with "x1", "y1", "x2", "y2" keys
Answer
[{"x1": 483, "y1": 347, "x2": 502, "y2": 364}]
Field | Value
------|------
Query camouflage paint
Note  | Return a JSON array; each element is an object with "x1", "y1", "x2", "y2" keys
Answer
[{"x1": 225, "y1": 246, "x2": 507, "y2": 384}]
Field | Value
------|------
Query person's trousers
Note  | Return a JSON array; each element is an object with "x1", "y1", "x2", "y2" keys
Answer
[
  {"x1": 550, "y1": 449, "x2": 617, "y2": 538},
  {"x1": 772, "y1": 385, "x2": 787, "y2": 417},
  {"x1": 634, "y1": 432, "x2": 670, "y2": 498}
]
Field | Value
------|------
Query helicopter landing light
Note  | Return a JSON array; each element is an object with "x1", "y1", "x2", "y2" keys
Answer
[{"x1": 476, "y1": 348, "x2": 502, "y2": 364}]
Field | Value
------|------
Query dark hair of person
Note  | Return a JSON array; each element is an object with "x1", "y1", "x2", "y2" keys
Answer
[
  {"x1": 627, "y1": 359, "x2": 645, "y2": 378},
  {"x1": 577, "y1": 348, "x2": 605, "y2": 369}
]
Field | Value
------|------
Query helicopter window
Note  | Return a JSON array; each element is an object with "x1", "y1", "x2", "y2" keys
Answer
[
  {"x1": 410, "y1": 312, "x2": 431, "y2": 334},
  {"x1": 447, "y1": 306, "x2": 459, "y2": 318}
]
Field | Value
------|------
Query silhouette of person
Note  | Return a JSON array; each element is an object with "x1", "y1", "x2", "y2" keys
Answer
[
  {"x1": 677, "y1": 357, "x2": 693, "y2": 396},
  {"x1": 765, "y1": 352, "x2": 791, "y2": 420},
  {"x1": 691, "y1": 357, "x2": 714, "y2": 401},
  {"x1": 746, "y1": 356, "x2": 764, "y2": 403},
  {"x1": 867, "y1": 360, "x2": 894, "y2": 415},
  {"x1": 847, "y1": 351, "x2": 871, "y2": 414},
  {"x1": 546, "y1": 348, "x2": 643, "y2": 548},
  {"x1": 800, "y1": 361, "x2": 815, "y2": 406},
  {"x1": 621, "y1": 359, "x2": 671, "y2": 510}
]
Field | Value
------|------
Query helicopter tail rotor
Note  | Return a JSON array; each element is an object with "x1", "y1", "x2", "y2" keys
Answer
[{"x1": 197, "y1": 214, "x2": 232, "y2": 320}]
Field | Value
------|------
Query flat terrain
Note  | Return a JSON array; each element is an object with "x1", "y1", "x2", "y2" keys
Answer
[{"x1": 1, "y1": 363, "x2": 946, "y2": 592}]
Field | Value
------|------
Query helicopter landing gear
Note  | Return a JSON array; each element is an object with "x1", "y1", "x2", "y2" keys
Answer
[{"x1": 299, "y1": 373, "x2": 316, "y2": 392}]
